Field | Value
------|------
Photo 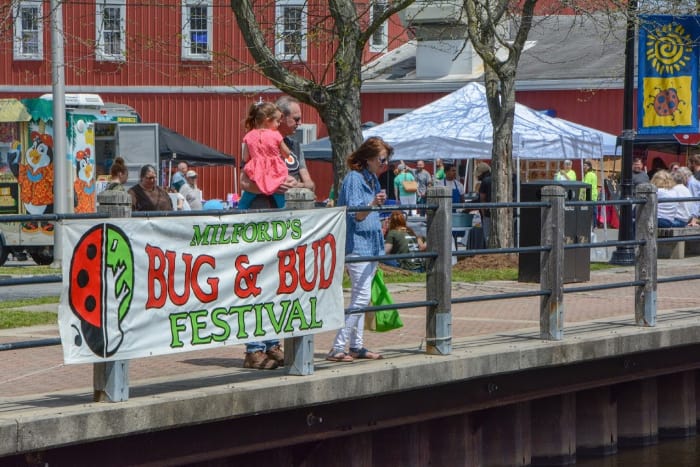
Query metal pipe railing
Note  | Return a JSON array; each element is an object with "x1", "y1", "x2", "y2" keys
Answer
[{"x1": 0, "y1": 181, "x2": 690, "y2": 401}]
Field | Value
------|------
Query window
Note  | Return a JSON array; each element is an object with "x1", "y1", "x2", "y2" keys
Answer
[
  {"x1": 275, "y1": 1, "x2": 307, "y2": 61},
  {"x1": 370, "y1": 0, "x2": 388, "y2": 52},
  {"x1": 13, "y1": 1, "x2": 43, "y2": 61},
  {"x1": 384, "y1": 109, "x2": 412, "y2": 121},
  {"x1": 96, "y1": 0, "x2": 126, "y2": 62},
  {"x1": 181, "y1": 0, "x2": 212, "y2": 61}
]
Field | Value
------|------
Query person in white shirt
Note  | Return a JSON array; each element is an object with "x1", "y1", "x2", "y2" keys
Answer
[
  {"x1": 179, "y1": 170, "x2": 203, "y2": 210},
  {"x1": 672, "y1": 168, "x2": 699, "y2": 225}
]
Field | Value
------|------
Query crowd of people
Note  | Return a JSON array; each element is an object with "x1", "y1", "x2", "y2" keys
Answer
[{"x1": 115, "y1": 92, "x2": 700, "y2": 372}]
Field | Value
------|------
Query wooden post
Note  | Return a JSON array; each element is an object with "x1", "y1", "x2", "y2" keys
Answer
[
  {"x1": 283, "y1": 188, "x2": 316, "y2": 375},
  {"x1": 531, "y1": 393, "x2": 577, "y2": 465},
  {"x1": 634, "y1": 183, "x2": 657, "y2": 326},
  {"x1": 482, "y1": 402, "x2": 531, "y2": 466},
  {"x1": 425, "y1": 185, "x2": 452, "y2": 355},
  {"x1": 617, "y1": 378, "x2": 658, "y2": 447},
  {"x1": 658, "y1": 371, "x2": 697, "y2": 438},
  {"x1": 540, "y1": 185, "x2": 565, "y2": 340},
  {"x1": 93, "y1": 189, "x2": 130, "y2": 402},
  {"x1": 576, "y1": 387, "x2": 617, "y2": 457}
]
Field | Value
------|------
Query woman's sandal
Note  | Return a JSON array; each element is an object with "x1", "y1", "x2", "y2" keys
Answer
[
  {"x1": 326, "y1": 351, "x2": 354, "y2": 362},
  {"x1": 349, "y1": 347, "x2": 383, "y2": 360}
]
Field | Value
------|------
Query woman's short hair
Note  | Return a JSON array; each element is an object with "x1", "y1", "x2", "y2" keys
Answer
[
  {"x1": 673, "y1": 167, "x2": 691, "y2": 185},
  {"x1": 346, "y1": 137, "x2": 393, "y2": 171},
  {"x1": 139, "y1": 164, "x2": 157, "y2": 179}
]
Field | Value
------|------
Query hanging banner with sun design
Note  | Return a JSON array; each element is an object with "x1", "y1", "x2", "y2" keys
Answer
[{"x1": 638, "y1": 15, "x2": 700, "y2": 135}]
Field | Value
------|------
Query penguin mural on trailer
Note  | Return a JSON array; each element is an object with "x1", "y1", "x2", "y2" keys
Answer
[
  {"x1": 19, "y1": 132, "x2": 54, "y2": 233},
  {"x1": 73, "y1": 148, "x2": 96, "y2": 212}
]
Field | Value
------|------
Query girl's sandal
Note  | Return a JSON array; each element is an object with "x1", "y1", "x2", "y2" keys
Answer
[
  {"x1": 326, "y1": 351, "x2": 354, "y2": 362},
  {"x1": 349, "y1": 348, "x2": 383, "y2": 360}
]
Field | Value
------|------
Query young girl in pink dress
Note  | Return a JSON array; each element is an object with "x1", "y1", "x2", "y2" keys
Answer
[{"x1": 239, "y1": 102, "x2": 291, "y2": 209}]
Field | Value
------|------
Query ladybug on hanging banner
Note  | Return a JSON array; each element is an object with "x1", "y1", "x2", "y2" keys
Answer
[
  {"x1": 69, "y1": 223, "x2": 134, "y2": 358},
  {"x1": 648, "y1": 87, "x2": 686, "y2": 121}
]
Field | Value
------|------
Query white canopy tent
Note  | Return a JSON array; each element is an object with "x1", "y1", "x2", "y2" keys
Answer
[
  {"x1": 362, "y1": 82, "x2": 617, "y2": 161},
  {"x1": 360, "y1": 82, "x2": 619, "y2": 250}
]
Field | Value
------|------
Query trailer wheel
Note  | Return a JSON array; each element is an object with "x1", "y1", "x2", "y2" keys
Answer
[
  {"x1": 30, "y1": 247, "x2": 54, "y2": 266},
  {"x1": 0, "y1": 237, "x2": 8, "y2": 266}
]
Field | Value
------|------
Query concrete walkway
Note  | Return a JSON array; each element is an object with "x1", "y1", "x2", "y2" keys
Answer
[{"x1": 0, "y1": 256, "x2": 698, "y2": 404}]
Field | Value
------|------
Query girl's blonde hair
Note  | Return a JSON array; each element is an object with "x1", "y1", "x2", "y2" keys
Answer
[
  {"x1": 244, "y1": 101, "x2": 279, "y2": 131},
  {"x1": 651, "y1": 169, "x2": 674, "y2": 189}
]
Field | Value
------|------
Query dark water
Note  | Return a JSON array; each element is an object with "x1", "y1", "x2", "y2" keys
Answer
[{"x1": 576, "y1": 436, "x2": 700, "y2": 467}]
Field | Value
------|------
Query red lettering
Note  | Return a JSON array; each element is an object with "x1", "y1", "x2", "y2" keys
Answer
[
  {"x1": 146, "y1": 244, "x2": 167, "y2": 308},
  {"x1": 297, "y1": 244, "x2": 316, "y2": 292},
  {"x1": 277, "y1": 234, "x2": 337, "y2": 294},
  {"x1": 145, "y1": 244, "x2": 218, "y2": 308},
  {"x1": 316, "y1": 234, "x2": 336, "y2": 290},
  {"x1": 234, "y1": 255, "x2": 263, "y2": 298},
  {"x1": 276, "y1": 248, "x2": 297, "y2": 294},
  {"x1": 191, "y1": 254, "x2": 218, "y2": 302},
  {"x1": 167, "y1": 250, "x2": 191, "y2": 306}
]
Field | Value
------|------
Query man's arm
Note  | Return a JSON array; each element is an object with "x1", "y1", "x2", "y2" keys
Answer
[{"x1": 297, "y1": 167, "x2": 316, "y2": 191}]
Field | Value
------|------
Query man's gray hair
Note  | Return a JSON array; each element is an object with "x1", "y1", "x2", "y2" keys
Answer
[
  {"x1": 675, "y1": 166, "x2": 692, "y2": 184},
  {"x1": 563, "y1": 159, "x2": 572, "y2": 166},
  {"x1": 276, "y1": 95, "x2": 300, "y2": 116}
]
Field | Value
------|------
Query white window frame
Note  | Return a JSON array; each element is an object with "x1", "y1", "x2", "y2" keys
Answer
[
  {"x1": 181, "y1": 0, "x2": 213, "y2": 61},
  {"x1": 275, "y1": 0, "x2": 307, "y2": 62},
  {"x1": 369, "y1": 0, "x2": 388, "y2": 53},
  {"x1": 13, "y1": 0, "x2": 43, "y2": 61},
  {"x1": 95, "y1": 0, "x2": 126, "y2": 62},
  {"x1": 384, "y1": 108, "x2": 412, "y2": 121}
]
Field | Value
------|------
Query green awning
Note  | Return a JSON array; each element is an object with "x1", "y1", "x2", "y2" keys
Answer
[
  {"x1": 0, "y1": 99, "x2": 31, "y2": 122},
  {"x1": 21, "y1": 98, "x2": 54, "y2": 122}
]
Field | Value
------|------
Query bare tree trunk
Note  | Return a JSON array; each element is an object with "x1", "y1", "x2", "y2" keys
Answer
[
  {"x1": 484, "y1": 68, "x2": 515, "y2": 248},
  {"x1": 321, "y1": 89, "x2": 364, "y2": 195}
]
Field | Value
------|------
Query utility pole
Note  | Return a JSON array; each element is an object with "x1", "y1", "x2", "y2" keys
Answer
[
  {"x1": 50, "y1": 0, "x2": 69, "y2": 268},
  {"x1": 610, "y1": 0, "x2": 637, "y2": 266}
]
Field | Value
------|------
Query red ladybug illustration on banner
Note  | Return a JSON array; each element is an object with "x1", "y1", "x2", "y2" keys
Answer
[{"x1": 69, "y1": 224, "x2": 134, "y2": 357}]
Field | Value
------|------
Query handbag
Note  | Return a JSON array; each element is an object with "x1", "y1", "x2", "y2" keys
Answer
[
  {"x1": 366, "y1": 269, "x2": 403, "y2": 332},
  {"x1": 402, "y1": 179, "x2": 418, "y2": 193}
]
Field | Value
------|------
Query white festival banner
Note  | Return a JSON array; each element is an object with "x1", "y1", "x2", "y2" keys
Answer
[{"x1": 58, "y1": 208, "x2": 346, "y2": 364}]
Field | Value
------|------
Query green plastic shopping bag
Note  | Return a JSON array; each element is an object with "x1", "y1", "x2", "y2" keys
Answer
[{"x1": 367, "y1": 268, "x2": 403, "y2": 332}]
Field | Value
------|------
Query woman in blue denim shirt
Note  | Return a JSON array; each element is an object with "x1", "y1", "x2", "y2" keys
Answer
[{"x1": 327, "y1": 137, "x2": 393, "y2": 362}]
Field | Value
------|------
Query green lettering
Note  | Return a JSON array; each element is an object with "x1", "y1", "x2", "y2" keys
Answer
[
  {"x1": 257, "y1": 221, "x2": 272, "y2": 242},
  {"x1": 242, "y1": 223, "x2": 257, "y2": 243},
  {"x1": 228, "y1": 305, "x2": 253, "y2": 339},
  {"x1": 200, "y1": 225, "x2": 219, "y2": 246},
  {"x1": 284, "y1": 299, "x2": 310, "y2": 332},
  {"x1": 308, "y1": 297, "x2": 323, "y2": 329},
  {"x1": 290, "y1": 219, "x2": 302, "y2": 239},
  {"x1": 269, "y1": 300, "x2": 290, "y2": 333},
  {"x1": 231, "y1": 223, "x2": 246, "y2": 243},
  {"x1": 189, "y1": 309, "x2": 212, "y2": 345},
  {"x1": 216, "y1": 224, "x2": 232, "y2": 244},
  {"x1": 190, "y1": 225, "x2": 206, "y2": 246},
  {"x1": 252, "y1": 302, "x2": 270, "y2": 337},
  {"x1": 169, "y1": 312, "x2": 189, "y2": 348},
  {"x1": 211, "y1": 307, "x2": 231, "y2": 342},
  {"x1": 271, "y1": 220, "x2": 287, "y2": 240}
]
